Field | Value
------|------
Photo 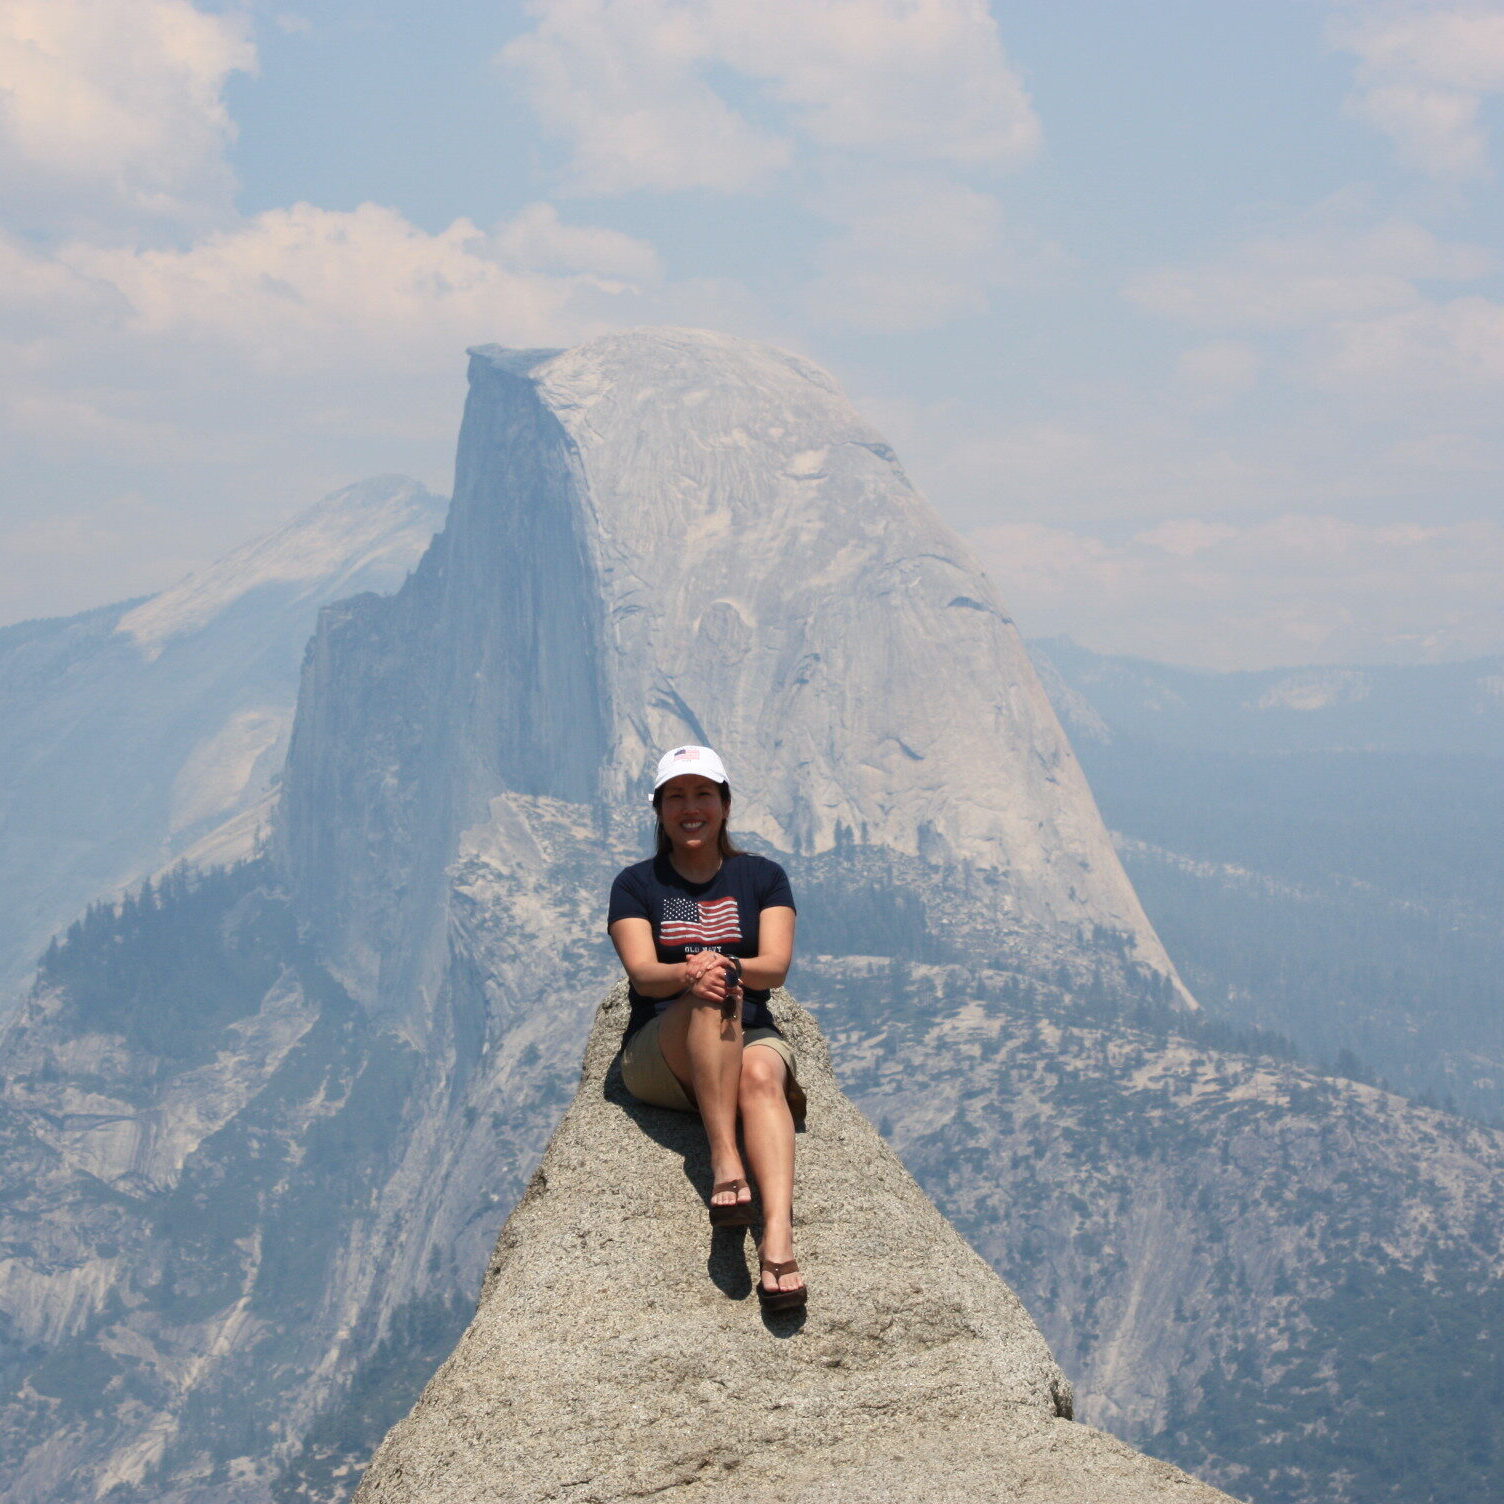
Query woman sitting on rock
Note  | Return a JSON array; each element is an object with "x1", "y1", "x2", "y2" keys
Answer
[{"x1": 608, "y1": 745, "x2": 807, "y2": 1311}]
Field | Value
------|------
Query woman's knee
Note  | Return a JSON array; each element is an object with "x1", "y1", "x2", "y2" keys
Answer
[
  {"x1": 667, "y1": 993, "x2": 741, "y2": 1039},
  {"x1": 738, "y1": 1049, "x2": 785, "y2": 1105}
]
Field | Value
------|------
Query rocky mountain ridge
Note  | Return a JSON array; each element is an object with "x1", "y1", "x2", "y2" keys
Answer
[
  {"x1": 353, "y1": 985, "x2": 1235, "y2": 1504},
  {"x1": 0, "y1": 476, "x2": 445, "y2": 1000}
]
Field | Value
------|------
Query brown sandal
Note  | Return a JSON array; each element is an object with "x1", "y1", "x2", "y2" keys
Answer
[
  {"x1": 708, "y1": 1179, "x2": 755, "y2": 1228},
  {"x1": 757, "y1": 1257, "x2": 807, "y2": 1311}
]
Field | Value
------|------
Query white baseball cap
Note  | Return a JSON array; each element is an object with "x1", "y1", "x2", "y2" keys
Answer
[{"x1": 652, "y1": 744, "x2": 730, "y2": 795}]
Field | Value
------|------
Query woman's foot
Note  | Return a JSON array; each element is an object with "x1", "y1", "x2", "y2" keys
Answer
[
  {"x1": 708, "y1": 1162, "x2": 755, "y2": 1226},
  {"x1": 757, "y1": 1256, "x2": 805, "y2": 1309},
  {"x1": 757, "y1": 1220, "x2": 805, "y2": 1301}
]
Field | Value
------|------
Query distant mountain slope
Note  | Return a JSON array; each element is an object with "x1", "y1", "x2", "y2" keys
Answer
[
  {"x1": 1031, "y1": 638, "x2": 1504, "y2": 1117},
  {"x1": 0, "y1": 477, "x2": 446, "y2": 997},
  {"x1": 806, "y1": 953, "x2": 1504, "y2": 1504},
  {"x1": 0, "y1": 860, "x2": 475, "y2": 1504},
  {"x1": 1031, "y1": 636, "x2": 1504, "y2": 755}
]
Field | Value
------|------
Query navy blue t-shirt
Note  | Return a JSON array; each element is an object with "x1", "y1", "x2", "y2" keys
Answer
[{"x1": 607, "y1": 852, "x2": 796, "y2": 1040}]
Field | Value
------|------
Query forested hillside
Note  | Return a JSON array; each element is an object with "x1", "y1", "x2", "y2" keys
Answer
[{"x1": 1031, "y1": 640, "x2": 1504, "y2": 1118}]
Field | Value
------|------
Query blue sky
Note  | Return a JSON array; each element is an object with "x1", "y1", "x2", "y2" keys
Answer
[{"x1": 3, "y1": 0, "x2": 1503, "y2": 667}]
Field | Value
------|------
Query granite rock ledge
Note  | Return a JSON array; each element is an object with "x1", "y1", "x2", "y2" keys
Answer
[{"x1": 353, "y1": 985, "x2": 1238, "y2": 1504}]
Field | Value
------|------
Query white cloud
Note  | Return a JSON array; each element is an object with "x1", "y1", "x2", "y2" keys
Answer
[
  {"x1": 500, "y1": 0, "x2": 1042, "y2": 334},
  {"x1": 703, "y1": 0, "x2": 1040, "y2": 165},
  {"x1": 484, "y1": 201, "x2": 663, "y2": 281},
  {"x1": 1331, "y1": 2, "x2": 1504, "y2": 178},
  {"x1": 501, "y1": 0, "x2": 1039, "y2": 194},
  {"x1": 1127, "y1": 210, "x2": 1493, "y2": 331},
  {"x1": 54, "y1": 200, "x2": 656, "y2": 372},
  {"x1": 0, "y1": 200, "x2": 670, "y2": 432},
  {"x1": 0, "y1": 0, "x2": 255, "y2": 233},
  {"x1": 0, "y1": 200, "x2": 685, "y2": 623},
  {"x1": 1351, "y1": 81, "x2": 1489, "y2": 178},
  {"x1": 1316, "y1": 292, "x2": 1504, "y2": 393},
  {"x1": 804, "y1": 175, "x2": 1049, "y2": 330},
  {"x1": 1127, "y1": 201, "x2": 1504, "y2": 416},
  {"x1": 1134, "y1": 517, "x2": 1241, "y2": 558},
  {"x1": 501, "y1": 0, "x2": 792, "y2": 194},
  {"x1": 971, "y1": 512, "x2": 1504, "y2": 668}
]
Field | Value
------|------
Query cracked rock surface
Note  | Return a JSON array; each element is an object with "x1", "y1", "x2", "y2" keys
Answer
[{"x1": 354, "y1": 985, "x2": 1234, "y2": 1504}]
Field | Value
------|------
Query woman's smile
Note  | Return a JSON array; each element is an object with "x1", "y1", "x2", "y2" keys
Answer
[{"x1": 660, "y1": 776, "x2": 725, "y2": 850}]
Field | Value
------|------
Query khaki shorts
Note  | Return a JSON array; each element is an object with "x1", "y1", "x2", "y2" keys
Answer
[{"x1": 621, "y1": 1011, "x2": 801, "y2": 1119}]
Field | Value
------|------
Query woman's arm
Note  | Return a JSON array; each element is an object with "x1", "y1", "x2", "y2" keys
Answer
[
  {"x1": 738, "y1": 905, "x2": 796, "y2": 991},
  {"x1": 609, "y1": 918, "x2": 728, "y2": 999},
  {"x1": 609, "y1": 907, "x2": 795, "y2": 999}
]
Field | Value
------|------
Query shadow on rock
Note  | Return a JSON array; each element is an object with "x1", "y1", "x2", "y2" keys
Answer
[{"x1": 602, "y1": 1036, "x2": 806, "y2": 1319}]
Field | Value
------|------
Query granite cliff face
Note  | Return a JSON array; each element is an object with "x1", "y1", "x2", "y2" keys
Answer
[
  {"x1": 277, "y1": 329, "x2": 1188, "y2": 1027},
  {"x1": 0, "y1": 476, "x2": 445, "y2": 1000},
  {"x1": 354, "y1": 986, "x2": 1234, "y2": 1504}
]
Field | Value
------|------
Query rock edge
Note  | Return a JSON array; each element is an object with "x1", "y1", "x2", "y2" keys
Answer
[{"x1": 353, "y1": 985, "x2": 1238, "y2": 1504}]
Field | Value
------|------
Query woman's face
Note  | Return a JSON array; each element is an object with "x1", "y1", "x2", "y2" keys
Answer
[{"x1": 658, "y1": 775, "x2": 727, "y2": 854}]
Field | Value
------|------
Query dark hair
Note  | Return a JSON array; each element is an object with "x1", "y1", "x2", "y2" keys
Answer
[{"x1": 652, "y1": 780, "x2": 743, "y2": 860}]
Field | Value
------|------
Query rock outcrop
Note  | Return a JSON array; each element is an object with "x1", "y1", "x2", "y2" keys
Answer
[
  {"x1": 0, "y1": 475, "x2": 445, "y2": 1001},
  {"x1": 354, "y1": 985, "x2": 1234, "y2": 1504},
  {"x1": 278, "y1": 329, "x2": 1191, "y2": 1028}
]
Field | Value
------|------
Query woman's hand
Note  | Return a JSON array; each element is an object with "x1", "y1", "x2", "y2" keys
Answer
[
  {"x1": 682, "y1": 950, "x2": 720, "y2": 982},
  {"x1": 683, "y1": 950, "x2": 729, "y2": 999},
  {"x1": 682, "y1": 953, "x2": 742, "y2": 1020}
]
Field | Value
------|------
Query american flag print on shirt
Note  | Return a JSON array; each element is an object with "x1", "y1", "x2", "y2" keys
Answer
[{"x1": 659, "y1": 895, "x2": 742, "y2": 947}]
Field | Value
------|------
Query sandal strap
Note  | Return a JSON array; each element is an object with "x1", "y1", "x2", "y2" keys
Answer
[
  {"x1": 760, "y1": 1257, "x2": 800, "y2": 1276},
  {"x1": 712, "y1": 1178, "x2": 747, "y2": 1196}
]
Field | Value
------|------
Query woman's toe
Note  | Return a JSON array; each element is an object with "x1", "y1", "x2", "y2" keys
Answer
[{"x1": 711, "y1": 1175, "x2": 748, "y2": 1207}]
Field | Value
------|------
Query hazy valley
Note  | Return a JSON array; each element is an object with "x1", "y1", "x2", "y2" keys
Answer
[{"x1": 1033, "y1": 638, "x2": 1504, "y2": 1119}]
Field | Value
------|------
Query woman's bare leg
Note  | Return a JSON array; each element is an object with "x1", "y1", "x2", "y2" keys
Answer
[
  {"x1": 739, "y1": 1045, "x2": 803, "y2": 1292},
  {"x1": 656, "y1": 995, "x2": 750, "y2": 1212}
]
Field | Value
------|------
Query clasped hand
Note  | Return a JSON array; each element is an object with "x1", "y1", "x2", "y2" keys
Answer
[{"x1": 684, "y1": 951, "x2": 741, "y2": 1008}]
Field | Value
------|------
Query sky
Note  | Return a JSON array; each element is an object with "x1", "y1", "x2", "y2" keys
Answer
[{"x1": 2, "y1": 0, "x2": 1503, "y2": 669}]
